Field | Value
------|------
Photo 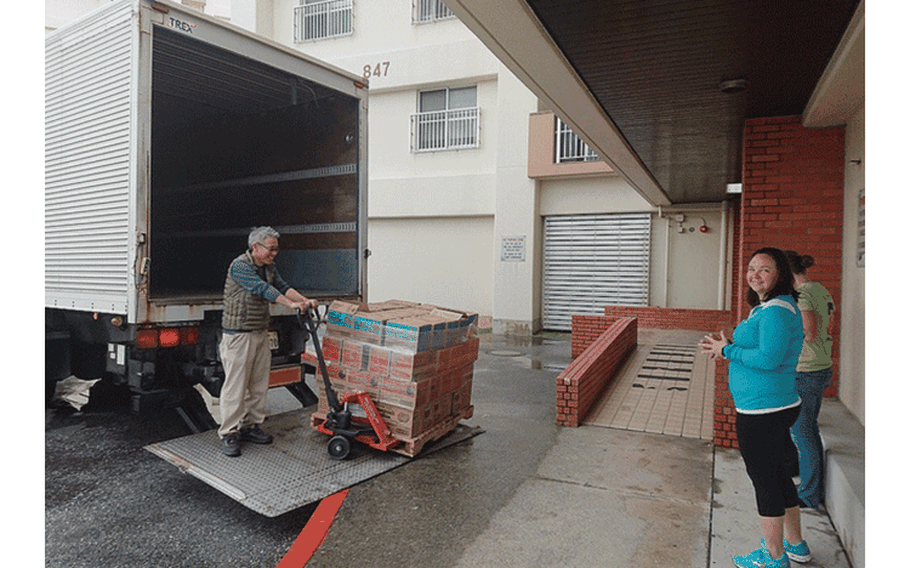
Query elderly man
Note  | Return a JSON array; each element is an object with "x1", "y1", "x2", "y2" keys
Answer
[{"x1": 219, "y1": 226, "x2": 317, "y2": 457}]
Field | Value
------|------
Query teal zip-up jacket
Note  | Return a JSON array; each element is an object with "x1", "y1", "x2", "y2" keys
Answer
[{"x1": 722, "y1": 295, "x2": 803, "y2": 413}]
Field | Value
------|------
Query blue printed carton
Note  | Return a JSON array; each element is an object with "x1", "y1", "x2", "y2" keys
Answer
[
  {"x1": 326, "y1": 300, "x2": 363, "y2": 336},
  {"x1": 384, "y1": 317, "x2": 434, "y2": 352}
]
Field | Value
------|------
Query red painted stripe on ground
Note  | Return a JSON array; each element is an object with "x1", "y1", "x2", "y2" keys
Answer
[{"x1": 274, "y1": 490, "x2": 348, "y2": 568}]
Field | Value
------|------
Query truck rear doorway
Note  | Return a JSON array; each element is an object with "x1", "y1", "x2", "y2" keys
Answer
[
  {"x1": 149, "y1": 26, "x2": 362, "y2": 300},
  {"x1": 145, "y1": 406, "x2": 482, "y2": 517}
]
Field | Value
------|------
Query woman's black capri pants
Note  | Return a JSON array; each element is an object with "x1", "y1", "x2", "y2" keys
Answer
[{"x1": 736, "y1": 405, "x2": 802, "y2": 517}]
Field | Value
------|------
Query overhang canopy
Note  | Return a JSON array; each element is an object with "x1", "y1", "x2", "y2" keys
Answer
[{"x1": 447, "y1": 0, "x2": 864, "y2": 206}]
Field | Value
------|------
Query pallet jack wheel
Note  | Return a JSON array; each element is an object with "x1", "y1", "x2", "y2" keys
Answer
[{"x1": 327, "y1": 435, "x2": 351, "y2": 460}]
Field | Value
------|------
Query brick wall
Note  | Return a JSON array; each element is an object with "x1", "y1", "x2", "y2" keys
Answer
[
  {"x1": 558, "y1": 317, "x2": 637, "y2": 427},
  {"x1": 714, "y1": 116, "x2": 845, "y2": 446},
  {"x1": 713, "y1": 359, "x2": 738, "y2": 448},
  {"x1": 601, "y1": 306, "x2": 733, "y2": 333},
  {"x1": 739, "y1": 116, "x2": 844, "y2": 395},
  {"x1": 571, "y1": 315, "x2": 622, "y2": 358}
]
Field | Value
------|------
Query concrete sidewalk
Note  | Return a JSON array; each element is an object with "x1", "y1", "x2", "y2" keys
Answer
[{"x1": 281, "y1": 331, "x2": 853, "y2": 568}]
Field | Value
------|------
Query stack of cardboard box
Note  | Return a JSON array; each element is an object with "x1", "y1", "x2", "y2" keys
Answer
[{"x1": 303, "y1": 299, "x2": 479, "y2": 452}]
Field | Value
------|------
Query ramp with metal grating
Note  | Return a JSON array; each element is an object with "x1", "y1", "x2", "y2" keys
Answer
[{"x1": 145, "y1": 407, "x2": 482, "y2": 517}]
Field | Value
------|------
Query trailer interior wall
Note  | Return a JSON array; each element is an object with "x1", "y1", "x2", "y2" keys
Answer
[{"x1": 149, "y1": 25, "x2": 362, "y2": 302}]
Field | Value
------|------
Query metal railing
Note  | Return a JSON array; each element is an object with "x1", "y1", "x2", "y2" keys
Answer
[
  {"x1": 293, "y1": 0, "x2": 353, "y2": 42},
  {"x1": 413, "y1": 0, "x2": 455, "y2": 23},
  {"x1": 555, "y1": 117, "x2": 599, "y2": 163},
  {"x1": 411, "y1": 107, "x2": 480, "y2": 152}
]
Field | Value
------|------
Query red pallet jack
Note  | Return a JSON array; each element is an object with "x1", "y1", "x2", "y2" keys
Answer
[{"x1": 298, "y1": 308, "x2": 400, "y2": 460}]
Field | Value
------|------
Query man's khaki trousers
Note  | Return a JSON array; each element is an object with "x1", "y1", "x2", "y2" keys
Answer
[{"x1": 218, "y1": 330, "x2": 271, "y2": 438}]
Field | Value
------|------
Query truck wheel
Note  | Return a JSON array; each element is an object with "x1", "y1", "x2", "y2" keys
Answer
[{"x1": 327, "y1": 435, "x2": 351, "y2": 460}]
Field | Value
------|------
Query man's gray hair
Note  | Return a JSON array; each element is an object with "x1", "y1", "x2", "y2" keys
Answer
[{"x1": 248, "y1": 226, "x2": 280, "y2": 249}]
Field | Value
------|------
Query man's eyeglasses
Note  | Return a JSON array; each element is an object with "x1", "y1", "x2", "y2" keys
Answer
[{"x1": 256, "y1": 243, "x2": 279, "y2": 253}]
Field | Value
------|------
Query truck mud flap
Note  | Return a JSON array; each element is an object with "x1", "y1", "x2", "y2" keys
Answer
[{"x1": 145, "y1": 406, "x2": 482, "y2": 517}]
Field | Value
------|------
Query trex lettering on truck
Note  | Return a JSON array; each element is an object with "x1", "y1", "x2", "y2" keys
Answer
[{"x1": 45, "y1": 0, "x2": 368, "y2": 430}]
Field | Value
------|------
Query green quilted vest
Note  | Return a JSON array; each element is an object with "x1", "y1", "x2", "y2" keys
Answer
[{"x1": 221, "y1": 251, "x2": 275, "y2": 331}]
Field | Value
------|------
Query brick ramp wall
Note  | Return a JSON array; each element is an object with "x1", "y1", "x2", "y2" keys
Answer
[
  {"x1": 557, "y1": 317, "x2": 637, "y2": 427},
  {"x1": 601, "y1": 305, "x2": 733, "y2": 331}
]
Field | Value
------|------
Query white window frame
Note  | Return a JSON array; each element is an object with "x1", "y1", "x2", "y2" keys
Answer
[
  {"x1": 412, "y1": 0, "x2": 456, "y2": 23},
  {"x1": 555, "y1": 117, "x2": 599, "y2": 163},
  {"x1": 410, "y1": 87, "x2": 480, "y2": 152},
  {"x1": 293, "y1": 0, "x2": 354, "y2": 42}
]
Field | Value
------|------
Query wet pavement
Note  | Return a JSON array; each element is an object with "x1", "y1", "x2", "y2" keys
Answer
[{"x1": 45, "y1": 331, "x2": 852, "y2": 567}]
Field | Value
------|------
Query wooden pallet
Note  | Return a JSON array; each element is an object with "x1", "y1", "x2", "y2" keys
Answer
[{"x1": 311, "y1": 404, "x2": 474, "y2": 458}]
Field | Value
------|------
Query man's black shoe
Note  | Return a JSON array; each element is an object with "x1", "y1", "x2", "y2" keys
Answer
[
  {"x1": 239, "y1": 425, "x2": 273, "y2": 444},
  {"x1": 222, "y1": 434, "x2": 241, "y2": 457}
]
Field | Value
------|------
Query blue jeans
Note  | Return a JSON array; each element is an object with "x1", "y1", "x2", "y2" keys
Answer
[{"x1": 790, "y1": 367, "x2": 832, "y2": 507}]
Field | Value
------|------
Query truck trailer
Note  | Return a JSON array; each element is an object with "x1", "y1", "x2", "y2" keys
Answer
[{"x1": 45, "y1": 0, "x2": 368, "y2": 430}]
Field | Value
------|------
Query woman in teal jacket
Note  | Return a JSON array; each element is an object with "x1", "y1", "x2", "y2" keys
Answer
[{"x1": 700, "y1": 248, "x2": 810, "y2": 568}]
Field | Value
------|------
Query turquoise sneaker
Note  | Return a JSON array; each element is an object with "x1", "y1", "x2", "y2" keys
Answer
[
  {"x1": 783, "y1": 539, "x2": 812, "y2": 563},
  {"x1": 733, "y1": 542, "x2": 791, "y2": 568}
]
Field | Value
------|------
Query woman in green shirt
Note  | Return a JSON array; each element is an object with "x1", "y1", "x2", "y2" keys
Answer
[{"x1": 785, "y1": 251, "x2": 835, "y2": 509}]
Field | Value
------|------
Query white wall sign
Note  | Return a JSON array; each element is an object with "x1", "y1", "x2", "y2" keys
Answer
[{"x1": 500, "y1": 235, "x2": 526, "y2": 262}]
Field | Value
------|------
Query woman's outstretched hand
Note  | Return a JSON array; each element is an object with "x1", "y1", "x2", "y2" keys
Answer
[{"x1": 699, "y1": 330, "x2": 729, "y2": 359}]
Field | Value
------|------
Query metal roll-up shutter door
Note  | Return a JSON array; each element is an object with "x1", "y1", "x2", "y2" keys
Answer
[{"x1": 543, "y1": 212, "x2": 651, "y2": 330}]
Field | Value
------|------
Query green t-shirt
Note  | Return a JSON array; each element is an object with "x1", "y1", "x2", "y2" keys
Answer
[{"x1": 796, "y1": 281, "x2": 835, "y2": 372}]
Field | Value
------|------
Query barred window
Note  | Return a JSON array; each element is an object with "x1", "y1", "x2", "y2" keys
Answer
[
  {"x1": 413, "y1": 0, "x2": 455, "y2": 23},
  {"x1": 411, "y1": 87, "x2": 479, "y2": 152},
  {"x1": 555, "y1": 117, "x2": 599, "y2": 163},
  {"x1": 293, "y1": 0, "x2": 353, "y2": 42}
]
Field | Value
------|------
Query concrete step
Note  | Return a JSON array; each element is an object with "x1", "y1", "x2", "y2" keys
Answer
[{"x1": 819, "y1": 400, "x2": 864, "y2": 568}]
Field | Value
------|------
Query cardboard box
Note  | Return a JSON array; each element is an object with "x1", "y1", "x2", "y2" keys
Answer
[
  {"x1": 412, "y1": 313, "x2": 450, "y2": 350},
  {"x1": 353, "y1": 313, "x2": 385, "y2": 343},
  {"x1": 352, "y1": 308, "x2": 423, "y2": 344},
  {"x1": 347, "y1": 370, "x2": 382, "y2": 398},
  {"x1": 301, "y1": 351, "x2": 344, "y2": 380},
  {"x1": 366, "y1": 344, "x2": 391, "y2": 375},
  {"x1": 451, "y1": 378, "x2": 473, "y2": 414},
  {"x1": 321, "y1": 335, "x2": 343, "y2": 363},
  {"x1": 431, "y1": 307, "x2": 479, "y2": 343},
  {"x1": 375, "y1": 401, "x2": 432, "y2": 438},
  {"x1": 341, "y1": 339, "x2": 367, "y2": 370},
  {"x1": 380, "y1": 374, "x2": 437, "y2": 409},
  {"x1": 437, "y1": 337, "x2": 480, "y2": 371},
  {"x1": 367, "y1": 299, "x2": 420, "y2": 312},
  {"x1": 326, "y1": 300, "x2": 363, "y2": 336},
  {"x1": 434, "y1": 392, "x2": 453, "y2": 423},
  {"x1": 384, "y1": 316, "x2": 434, "y2": 352},
  {"x1": 389, "y1": 348, "x2": 437, "y2": 380}
]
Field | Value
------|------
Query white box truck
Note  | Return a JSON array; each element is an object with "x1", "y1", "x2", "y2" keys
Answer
[{"x1": 45, "y1": 0, "x2": 368, "y2": 430}]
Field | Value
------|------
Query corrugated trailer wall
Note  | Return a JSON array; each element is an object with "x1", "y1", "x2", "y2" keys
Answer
[{"x1": 45, "y1": 0, "x2": 138, "y2": 316}]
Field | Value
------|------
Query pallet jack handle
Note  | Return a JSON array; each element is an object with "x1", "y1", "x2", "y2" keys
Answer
[{"x1": 297, "y1": 307, "x2": 343, "y2": 413}]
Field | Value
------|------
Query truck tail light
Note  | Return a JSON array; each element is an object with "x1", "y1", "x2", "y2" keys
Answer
[
  {"x1": 135, "y1": 327, "x2": 199, "y2": 349},
  {"x1": 136, "y1": 329, "x2": 159, "y2": 349},
  {"x1": 159, "y1": 328, "x2": 181, "y2": 348},
  {"x1": 180, "y1": 327, "x2": 199, "y2": 345}
]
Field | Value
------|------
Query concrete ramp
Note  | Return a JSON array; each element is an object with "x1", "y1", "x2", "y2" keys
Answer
[{"x1": 145, "y1": 407, "x2": 482, "y2": 517}]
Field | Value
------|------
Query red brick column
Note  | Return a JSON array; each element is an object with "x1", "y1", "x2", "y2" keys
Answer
[
  {"x1": 715, "y1": 116, "x2": 845, "y2": 446},
  {"x1": 740, "y1": 116, "x2": 844, "y2": 394}
]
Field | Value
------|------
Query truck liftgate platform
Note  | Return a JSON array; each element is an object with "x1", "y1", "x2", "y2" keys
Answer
[{"x1": 145, "y1": 407, "x2": 483, "y2": 517}]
